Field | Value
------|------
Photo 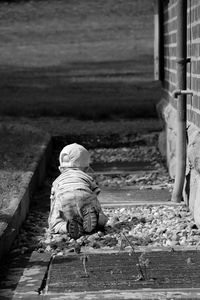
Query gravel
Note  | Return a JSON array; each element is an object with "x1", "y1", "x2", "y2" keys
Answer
[
  {"x1": 90, "y1": 146, "x2": 160, "y2": 163},
  {"x1": 10, "y1": 204, "x2": 200, "y2": 257},
  {"x1": 91, "y1": 146, "x2": 173, "y2": 190},
  {"x1": 8, "y1": 146, "x2": 200, "y2": 257}
]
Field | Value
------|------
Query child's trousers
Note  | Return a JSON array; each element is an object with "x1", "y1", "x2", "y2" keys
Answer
[{"x1": 48, "y1": 189, "x2": 107, "y2": 234}]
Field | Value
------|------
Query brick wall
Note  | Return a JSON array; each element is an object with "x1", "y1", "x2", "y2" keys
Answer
[
  {"x1": 162, "y1": 0, "x2": 177, "y2": 108},
  {"x1": 158, "y1": 0, "x2": 200, "y2": 226},
  {"x1": 162, "y1": 0, "x2": 200, "y2": 128},
  {"x1": 187, "y1": 0, "x2": 200, "y2": 128}
]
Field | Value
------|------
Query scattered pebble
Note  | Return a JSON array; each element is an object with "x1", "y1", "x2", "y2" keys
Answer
[
  {"x1": 11, "y1": 204, "x2": 200, "y2": 257},
  {"x1": 9, "y1": 147, "x2": 199, "y2": 257},
  {"x1": 90, "y1": 147, "x2": 160, "y2": 164},
  {"x1": 89, "y1": 147, "x2": 172, "y2": 190}
]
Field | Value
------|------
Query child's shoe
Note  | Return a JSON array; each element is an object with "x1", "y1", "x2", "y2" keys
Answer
[
  {"x1": 67, "y1": 216, "x2": 84, "y2": 240},
  {"x1": 81, "y1": 205, "x2": 98, "y2": 233}
]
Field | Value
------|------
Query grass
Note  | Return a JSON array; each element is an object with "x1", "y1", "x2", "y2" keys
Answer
[
  {"x1": 0, "y1": 0, "x2": 159, "y2": 209},
  {"x1": 0, "y1": 0, "x2": 154, "y2": 65},
  {"x1": 0, "y1": 0, "x2": 158, "y2": 120},
  {"x1": 0, "y1": 123, "x2": 49, "y2": 210},
  {"x1": 121, "y1": 232, "x2": 150, "y2": 281},
  {"x1": 0, "y1": 75, "x2": 161, "y2": 119}
]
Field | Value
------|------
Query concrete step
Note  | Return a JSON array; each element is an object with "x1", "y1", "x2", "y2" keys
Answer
[
  {"x1": 46, "y1": 250, "x2": 200, "y2": 299},
  {"x1": 92, "y1": 160, "x2": 156, "y2": 174},
  {"x1": 0, "y1": 251, "x2": 51, "y2": 299},
  {"x1": 99, "y1": 186, "x2": 171, "y2": 207},
  {"x1": 2, "y1": 248, "x2": 200, "y2": 299}
]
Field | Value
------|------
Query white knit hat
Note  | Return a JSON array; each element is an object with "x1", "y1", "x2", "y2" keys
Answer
[{"x1": 59, "y1": 143, "x2": 90, "y2": 169}]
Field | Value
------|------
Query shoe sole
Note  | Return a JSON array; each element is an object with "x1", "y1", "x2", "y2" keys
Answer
[
  {"x1": 81, "y1": 206, "x2": 98, "y2": 233},
  {"x1": 67, "y1": 217, "x2": 84, "y2": 240}
]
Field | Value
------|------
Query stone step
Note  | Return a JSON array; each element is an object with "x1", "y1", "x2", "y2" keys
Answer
[
  {"x1": 3, "y1": 250, "x2": 200, "y2": 299},
  {"x1": 99, "y1": 186, "x2": 171, "y2": 206},
  {"x1": 46, "y1": 250, "x2": 200, "y2": 299},
  {"x1": 92, "y1": 160, "x2": 156, "y2": 174}
]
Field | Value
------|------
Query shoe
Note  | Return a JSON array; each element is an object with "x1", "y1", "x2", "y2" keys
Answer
[
  {"x1": 81, "y1": 205, "x2": 98, "y2": 233},
  {"x1": 67, "y1": 216, "x2": 84, "y2": 240}
]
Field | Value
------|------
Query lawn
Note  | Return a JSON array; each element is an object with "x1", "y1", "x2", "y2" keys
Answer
[{"x1": 0, "y1": 0, "x2": 159, "y2": 120}]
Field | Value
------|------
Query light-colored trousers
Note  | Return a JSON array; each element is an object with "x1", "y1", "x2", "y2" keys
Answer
[{"x1": 48, "y1": 190, "x2": 107, "y2": 233}]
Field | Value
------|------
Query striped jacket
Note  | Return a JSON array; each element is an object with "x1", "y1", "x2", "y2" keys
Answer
[
  {"x1": 48, "y1": 168, "x2": 101, "y2": 233},
  {"x1": 51, "y1": 168, "x2": 100, "y2": 197}
]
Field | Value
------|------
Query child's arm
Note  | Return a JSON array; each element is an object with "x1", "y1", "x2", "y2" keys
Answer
[{"x1": 90, "y1": 178, "x2": 101, "y2": 195}]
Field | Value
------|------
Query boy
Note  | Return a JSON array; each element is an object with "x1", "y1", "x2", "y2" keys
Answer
[{"x1": 48, "y1": 143, "x2": 108, "y2": 239}]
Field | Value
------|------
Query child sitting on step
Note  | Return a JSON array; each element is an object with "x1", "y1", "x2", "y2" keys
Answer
[{"x1": 48, "y1": 143, "x2": 108, "y2": 239}]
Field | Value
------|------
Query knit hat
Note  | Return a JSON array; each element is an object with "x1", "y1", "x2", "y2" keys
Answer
[{"x1": 59, "y1": 143, "x2": 90, "y2": 169}]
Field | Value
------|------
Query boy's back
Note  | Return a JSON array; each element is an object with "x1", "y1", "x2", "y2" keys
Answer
[{"x1": 52, "y1": 168, "x2": 100, "y2": 196}]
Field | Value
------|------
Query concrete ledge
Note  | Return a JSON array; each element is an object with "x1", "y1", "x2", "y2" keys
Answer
[
  {"x1": 44, "y1": 288, "x2": 200, "y2": 300},
  {"x1": 0, "y1": 137, "x2": 53, "y2": 261},
  {"x1": 157, "y1": 100, "x2": 200, "y2": 227}
]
